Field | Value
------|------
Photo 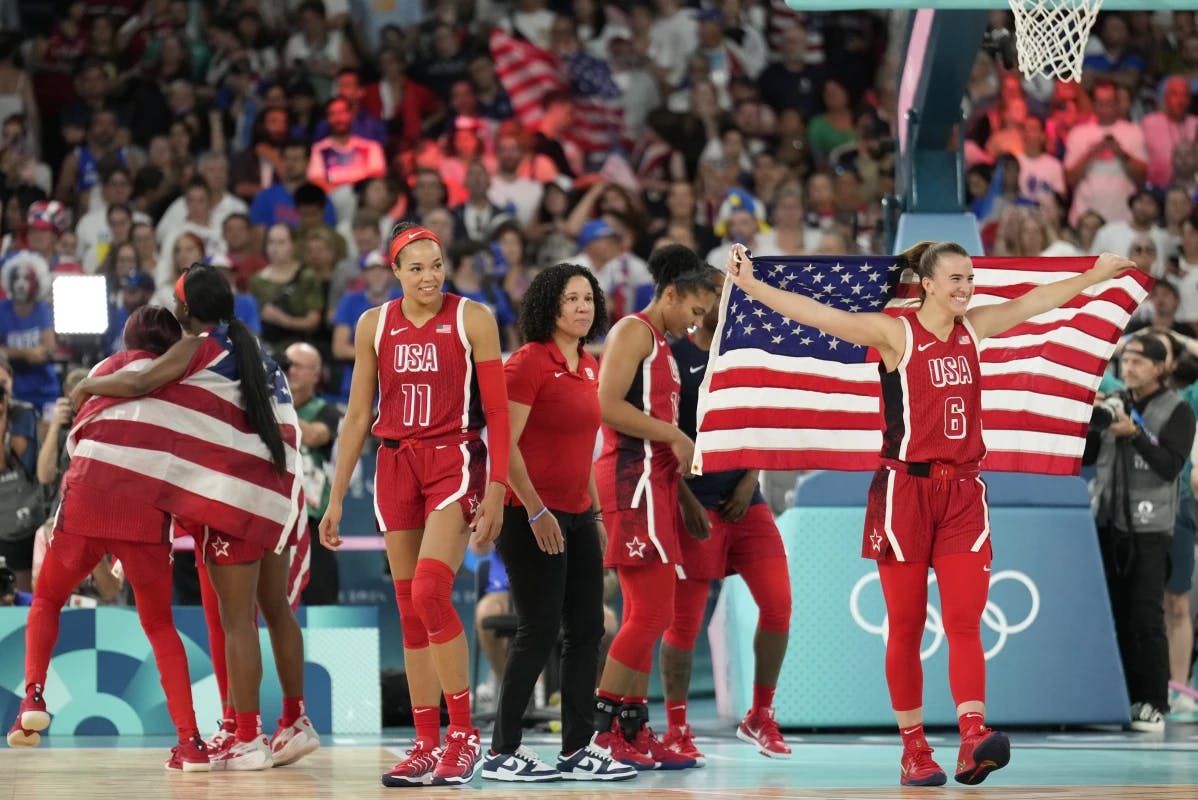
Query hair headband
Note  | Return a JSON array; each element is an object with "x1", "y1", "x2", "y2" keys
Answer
[{"x1": 389, "y1": 226, "x2": 442, "y2": 265}]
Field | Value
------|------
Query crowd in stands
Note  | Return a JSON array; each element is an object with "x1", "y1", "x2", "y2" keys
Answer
[{"x1": 0, "y1": 3, "x2": 1194, "y2": 398}]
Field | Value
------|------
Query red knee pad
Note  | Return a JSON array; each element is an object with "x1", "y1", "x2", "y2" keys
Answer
[
  {"x1": 394, "y1": 579, "x2": 430, "y2": 649},
  {"x1": 610, "y1": 564, "x2": 676, "y2": 672},
  {"x1": 743, "y1": 557, "x2": 792, "y2": 634},
  {"x1": 411, "y1": 559, "x2": 463, "y2": 645},
  {"x1": 663, "y1": 578, "x2": 709, "y2": 651}
]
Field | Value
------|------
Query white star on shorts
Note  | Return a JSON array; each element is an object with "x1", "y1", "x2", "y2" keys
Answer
[
  {"x1": 626, "y1": 536, "x2": 647, "y2": 558},
  {"x1": 211, "y1": 537, "x2": 230, "y2": 558},
  {"x1": 870, "y1": 529, "x2": 883, "y2": 552}
]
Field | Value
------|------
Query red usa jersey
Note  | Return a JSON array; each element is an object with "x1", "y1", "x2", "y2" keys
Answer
[
  {"x1": 879, "y1": 314, "x2": 986, "y2": 465},
  {"x1": 596, "y1": 313, "x2": 681, "y2": 508},
  {"x1": 372, "y1": 293, "x2": 483, "y2": 441}
]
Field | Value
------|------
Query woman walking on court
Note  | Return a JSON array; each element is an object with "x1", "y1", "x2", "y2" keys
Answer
[
  {"x1": 320, "y1": 223, "x2": 510, "y2": 787},
  {"x1": 474, "y1": 263, "x2": 635, "y2": 782},
  {"x1": 726, "y1": 240, "x2": 1133, "y2": 786}
]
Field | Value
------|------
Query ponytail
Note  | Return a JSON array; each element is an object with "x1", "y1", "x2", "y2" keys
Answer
[
  {"x1": 899, "y1": 240, "x2": 970, "y2": 301},
  {"x1": 226, "y1": 318, "x2": 287, "y2": 473}
]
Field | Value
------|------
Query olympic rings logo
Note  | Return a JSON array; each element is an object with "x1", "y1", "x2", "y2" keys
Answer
[{"x1": 848, "y1": 570, "x2": 1040, "y2": 661}]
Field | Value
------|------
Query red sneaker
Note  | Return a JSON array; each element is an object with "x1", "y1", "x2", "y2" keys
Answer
[
  {"x1": 663, "y1": 724, "x2": 706, "y2": 767},
  {"x1": 900, "y1": 742, "x2": 947, "y2": 787},
  {"x1": 432, "y1": 726, "x2": 482, "y2": 785},
  {"x1": 955, "y1": 726, "x2": 1010, "y2": 785},
  {"x1": 6, "y1": 684, "x2": 49, "y2": 748},
  {"x1": 164, "y1": 735, "x2": 211, "y2": 772},
  {"x1": 381, "y1": 740, "x2": 443, "y2": 787},
  {"x1": 595, "y1": 722, "x2": 654, "y2": 770},
  {"x1": 736, "y1": 706, "x2": 792, "y2": 758},
  {"x1": 629, "y1": 723, "x2": 697, "y2": 770}
]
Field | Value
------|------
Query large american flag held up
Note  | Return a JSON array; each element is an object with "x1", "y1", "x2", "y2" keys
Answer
[
  {"x1": 489, "y1": 28, "x2": 624, "y2": 154},
  {"x1": 65, "y1": 330, "x2": 309, "y2": 600},
  {"x1": 694, "y1": 256, "x2": 1152, "y2": 476}
]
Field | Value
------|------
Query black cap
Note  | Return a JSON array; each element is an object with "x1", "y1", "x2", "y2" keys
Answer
[{"x1": 1126, "y1": 334, "x2": 1168, "y2": 363}]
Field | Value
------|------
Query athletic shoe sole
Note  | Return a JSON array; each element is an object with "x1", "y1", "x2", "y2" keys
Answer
[
  {"x1": 273, "y1": 735, "x2": 320, "y2": 767},
  {"x1": 954, "y1": 732, "x2": 1010, "y2": 785},
  {"x1": 481, "y1": 769, "x2": 560, "y2": 782},
  {"x1": 736, "y1": 726, "x2": 792, "y2": 758}
]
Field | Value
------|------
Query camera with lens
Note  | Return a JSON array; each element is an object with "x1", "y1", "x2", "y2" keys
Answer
[{"x1": 1091, "y1": 392, "x2": 1127, "y2": 432}]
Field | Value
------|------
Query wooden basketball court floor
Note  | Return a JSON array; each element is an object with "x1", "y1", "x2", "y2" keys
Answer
[{"x1": 5, "y1": 722, "x2": 1198, "y2": 799}]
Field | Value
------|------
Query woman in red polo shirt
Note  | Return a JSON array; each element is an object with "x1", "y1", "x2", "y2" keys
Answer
[{"x1": 472, "y1": 264, "x2": 634, "y2": 783}]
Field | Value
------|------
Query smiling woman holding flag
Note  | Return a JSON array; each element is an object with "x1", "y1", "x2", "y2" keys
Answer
[{"x1": 726, "y1": 241, "x2": 1134, "y2": 787}]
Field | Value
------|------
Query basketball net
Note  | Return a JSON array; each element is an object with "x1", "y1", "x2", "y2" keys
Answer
[{"x1": 1008, "y1": 0, "x2": 1104, "y2": 84}]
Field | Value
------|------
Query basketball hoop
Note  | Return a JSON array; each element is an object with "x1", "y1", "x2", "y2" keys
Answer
[{"x1": 1007, "y1": 0, "x2": 1104, "y2": 83}]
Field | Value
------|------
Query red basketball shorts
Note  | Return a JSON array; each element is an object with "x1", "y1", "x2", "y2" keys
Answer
[
  {"x1": 680, "y1": 502, "x2": 785, "y2": 581},
  {"x1": 862, "y1": 466, "x2": 990, "y2": 563},
  {"x1": 52, "y1": 482, "x2": 171, "y2": 583},
  {"x1": 604, "y1": 471, "x2": 681, "y2": 569},
  {"x1": 374, "y1": 437, "x2": 487, "y2": 532}
]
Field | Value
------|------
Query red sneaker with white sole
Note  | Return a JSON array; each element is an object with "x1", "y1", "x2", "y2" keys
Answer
[
  {"x1": 6, "y1": 684, "x2": 49, "y2": 748},
  {"x1": 736, "y1": 706, "x2": 791, "y2": 758}
]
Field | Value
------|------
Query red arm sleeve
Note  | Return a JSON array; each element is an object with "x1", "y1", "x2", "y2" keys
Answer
[{"x1": 476, "y1": 358, "x2": 510, "y2": 485}]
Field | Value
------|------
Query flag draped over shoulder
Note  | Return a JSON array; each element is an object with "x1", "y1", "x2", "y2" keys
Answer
[
  {"x1": 488, "y1": 28, "x2": 624, "y2": 154},
  {"x1": 65, "y1": 333, "x2": 305, "y2": 556},
  {"x1": 694, "y1": 255, "x2": 1152, "y2": 476}
]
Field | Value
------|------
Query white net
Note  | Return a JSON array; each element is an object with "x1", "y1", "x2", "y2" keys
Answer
[{"x1": 1008, "y1": 0, "x2": 1104, "y2": 83}]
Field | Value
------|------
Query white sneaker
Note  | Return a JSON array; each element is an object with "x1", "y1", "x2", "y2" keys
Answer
[
  {"x1": 270, "y1": 715, "x2": 320, "y2": 766},
  {"x1": 482, "y1": 744, "x2": 560, "y2": 782},
  {"x1": 1129, "y1": 702, "x2": 1165, "y2": 733},
  {"x1": 556, "y1": 733, "x2": 637, "y2": 781},
  {"x1": 213, "y1": 734, "x2": 274, "y2": 771},
  {"x1": 1169, "y1": 690, "x2": 1198, "y2": 718}
]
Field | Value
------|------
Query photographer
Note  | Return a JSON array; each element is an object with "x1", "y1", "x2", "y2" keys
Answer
[
  {"x1": 1088, "y1": 334, "x2": 1196, "y2": 733},
  {"x1": 0, "y1": 350, "x2": 45, "y2": 593}
]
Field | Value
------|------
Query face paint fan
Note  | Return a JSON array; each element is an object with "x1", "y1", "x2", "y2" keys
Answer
[{"x1": 1007, "y1": 0, "x2": 1103, "y2": 83}]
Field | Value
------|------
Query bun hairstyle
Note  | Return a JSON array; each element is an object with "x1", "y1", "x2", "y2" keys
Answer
[
  {"x1": 647, "y1": 244, "x2": 716, "y2": 299},
  {"x1": 123, "y1": 305, "x2": 182, "y2": 355},
  {"x1": 898, "y1": 240, "x2": 970, "y2": 302}
]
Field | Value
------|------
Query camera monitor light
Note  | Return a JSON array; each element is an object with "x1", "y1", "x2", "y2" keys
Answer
[{"x1": 52, "y1": 275, "x2": 110, "y2": 336}]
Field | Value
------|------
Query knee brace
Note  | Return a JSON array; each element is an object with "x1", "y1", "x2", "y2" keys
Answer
[
  {"x1": 393, "y1": 579, "x2": 430, "y2": 649},
  {"x1": 663, "y1": 578, "x2": 709, "y2": 651},
  {"x1": 411, "y1": 559, "x2": 463, "y2": 644}
]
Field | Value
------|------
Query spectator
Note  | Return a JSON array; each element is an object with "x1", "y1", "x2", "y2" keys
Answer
[
  {"x1": 221, "y1": 213, "x2": 266, "y2": 289},
  {"x1": 1091, "y1": 189, "x2": 1170, "y2": 276},
  {"x1": 447, "y1": 239, "x2": 519, "y2": 351},
  {"x1": 642, "y1": 180, "x2": 718, "y2": 259},
  {"x1": 54, "y1": 108, "x2": 128, "y2": 213},
  {"x1": 230, "y1": 105, "x2": 292, "y2": 201},
  {"x1": 473, "y1": 552, "x2": 512, "y2": 710},
  {"x1": 1016, "y1": 116, "x2": 1067, "y2": 208},
  {"x1": 1163, "y1": 185, "x2": 1195, "y2": 259},
  {"x1": 250, "y1": 142, "x2": 338, "y2": 237},
  {"x1": 342, "y1": 208, "x2": 384, "y2": 271},
  {"x1": 1083, "y1": 14, "x2": 1146, "y2": 92},
  {"x1": 451, "y1": 161, "x2": 512, "y2": 244},
  {"x1": 330, "y1": 249, "x2": 401, "y2": 402},
  {"x1": 252, "y1": 224, "x2": 323, "y2": 354},
  {"x1": 156, "y1": 153, "x2": 248, "y2": 247},
  {"x1": 81, "y1": 202, "x2": 136, "y2": 275},
  {"x1": 1127, "y1": 280, "x2": 1191, "y2": 337},
  {"x1": 98, "y1": 241, "x2": 141, "y2": 305},
  {"x1": 103, "y1": 270, "x2": 155, "y2": 355},
  {"x1": 154, "y1": 177, "x2": 223, "y2": 288},
  {"x1": 1075, "y1": 209, "x2": 1107, "y2": 253},
  {"x1": 757, "y1": 25, "x2": 823, "y2": 119},
  {"x1": 0, "y1": 32, "x2": 39, "y2": 159},
  {"x1": 649, "y1": 0, "x2": 699, "y2": 91},
  {"x1": 707, "y1": 188, "x2": 775, "y2": 268},
  {"x1": 489, "y1": 125, "x2": 544, "y2": 227},
  {"x1": 1141, "y1": 76, "x2": 1198, "y2": 190},
  {"x1": 1064, "y1": 79, "x2": 1148, "y2": 226},
  {"x1": 1172, "y1": 217, "x2": 1198, "y2": 330},
  {"x1": 0, "y1": 350, "x2": 44, "y2": 592},
  {"x1": 765, "y1": 184, "x2": 818, "y2": 256},
  {"x1": 283, "y1": 0, "x2": 357, "y2": 103},
  {"x1": 151, "y1": 231, "x2": 204, "y2": 308},
  {"x1": 411, "y1": 23, "x2": 473, "y2": 101},
  {"x1": 364, "y1": 47, "x2": 445, "y2": 152},
  {"x1": 492, "y1": 221, "x2": 535, "y2": 311},
  {"x1": 307, "y1": 96, "x2": 386, "y2": 202},
  {"x1": 1045, "y1": 80, "x2": 1094, "y2": 160},
  {"x1": 313, "y1": 68, "x2": 387, "y2": 148},
  {"x1": 18, "y1": 200, "x2": 69, "y2": 273},
  {"x1": 468, "y1": 54, "x2": 515, "y2": 123},
  {"x1": 807, "y1": 80, "x2": 856, "y2": 165},
  {"x1": 285, "y1": 342, "x2": 342, "y2": 605},
  {"x1": 0, "y1": 251, "x2": 57, "y2": 416}
]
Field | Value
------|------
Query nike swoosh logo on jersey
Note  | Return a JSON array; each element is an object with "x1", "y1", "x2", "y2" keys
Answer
[
  {"x1": 390, "y1": 327, "x2": 408, "y2": 335},
  {"x1": 917, "y1": 341, "x2": 935, "y2": 352},
  {"x1": 983, "y1": 565, "x2": 991, "y2": 572},
  {"x1": 689, "y1": 365, "x2": 705, "y2": 374},
  {"x1": 554, "y1": 371, "x2": 566, "y2": 377}
]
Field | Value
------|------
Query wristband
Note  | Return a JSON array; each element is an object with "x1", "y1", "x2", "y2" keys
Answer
[
  {"x1": 529, "y1": 507, "x2": 549, "y2": 523},
  {"x1": 592, "y1": 510, "x2": 604, "y2": 522}
]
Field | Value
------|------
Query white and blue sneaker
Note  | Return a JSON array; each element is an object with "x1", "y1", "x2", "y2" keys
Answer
[
  {"x1": 481, "y1": 745, "x2": 561, "y2": 782},
  {"x1": 556, "y1": 733, "x2": 637, "y2": 781}
]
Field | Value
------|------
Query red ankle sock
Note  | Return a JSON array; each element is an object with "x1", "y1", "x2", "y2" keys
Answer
[
  {"x1": 413, "y1": 706, "x2": 441, "y2": 748},
  {"x1": 282, "y1": 697, "x2": 305, "y2": 726},
  {"x1": 752, "y1": 683, "x2": 776, "y2": 712},
  {"x1": 221, "y1": 704, "x2": 236, "y2": 729},
  {"x1": 900, "y1": 723, "x2": 928, "y2": 750},
  {"x1": 235, "y1": 712, "x2": 261, "y2": 744},
  {"x1": 445, "y1": 687, "x2": 472, "y2": 730},
  {"x1": 666, "y1": 701, "x2": 688, "y2": 729},
  {"x1": 958, "y1": 711, "x2": 985, "y2": 738}
]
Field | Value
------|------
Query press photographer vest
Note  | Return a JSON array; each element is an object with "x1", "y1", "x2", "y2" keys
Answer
[{"x1": 1092, "y1": 389, "x2": 1185, "y2": 534}]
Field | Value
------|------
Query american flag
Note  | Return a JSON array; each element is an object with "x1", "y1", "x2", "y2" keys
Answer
[
  {"x1": 694, "y1": 255, "x2": 1152, "y2": 476},
  {"x1": 488, "y1": 28, "x2": 624, "y2": 155},
  {"x1": 66, "y1": 331, "x2": 309, "y2": 601}
]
